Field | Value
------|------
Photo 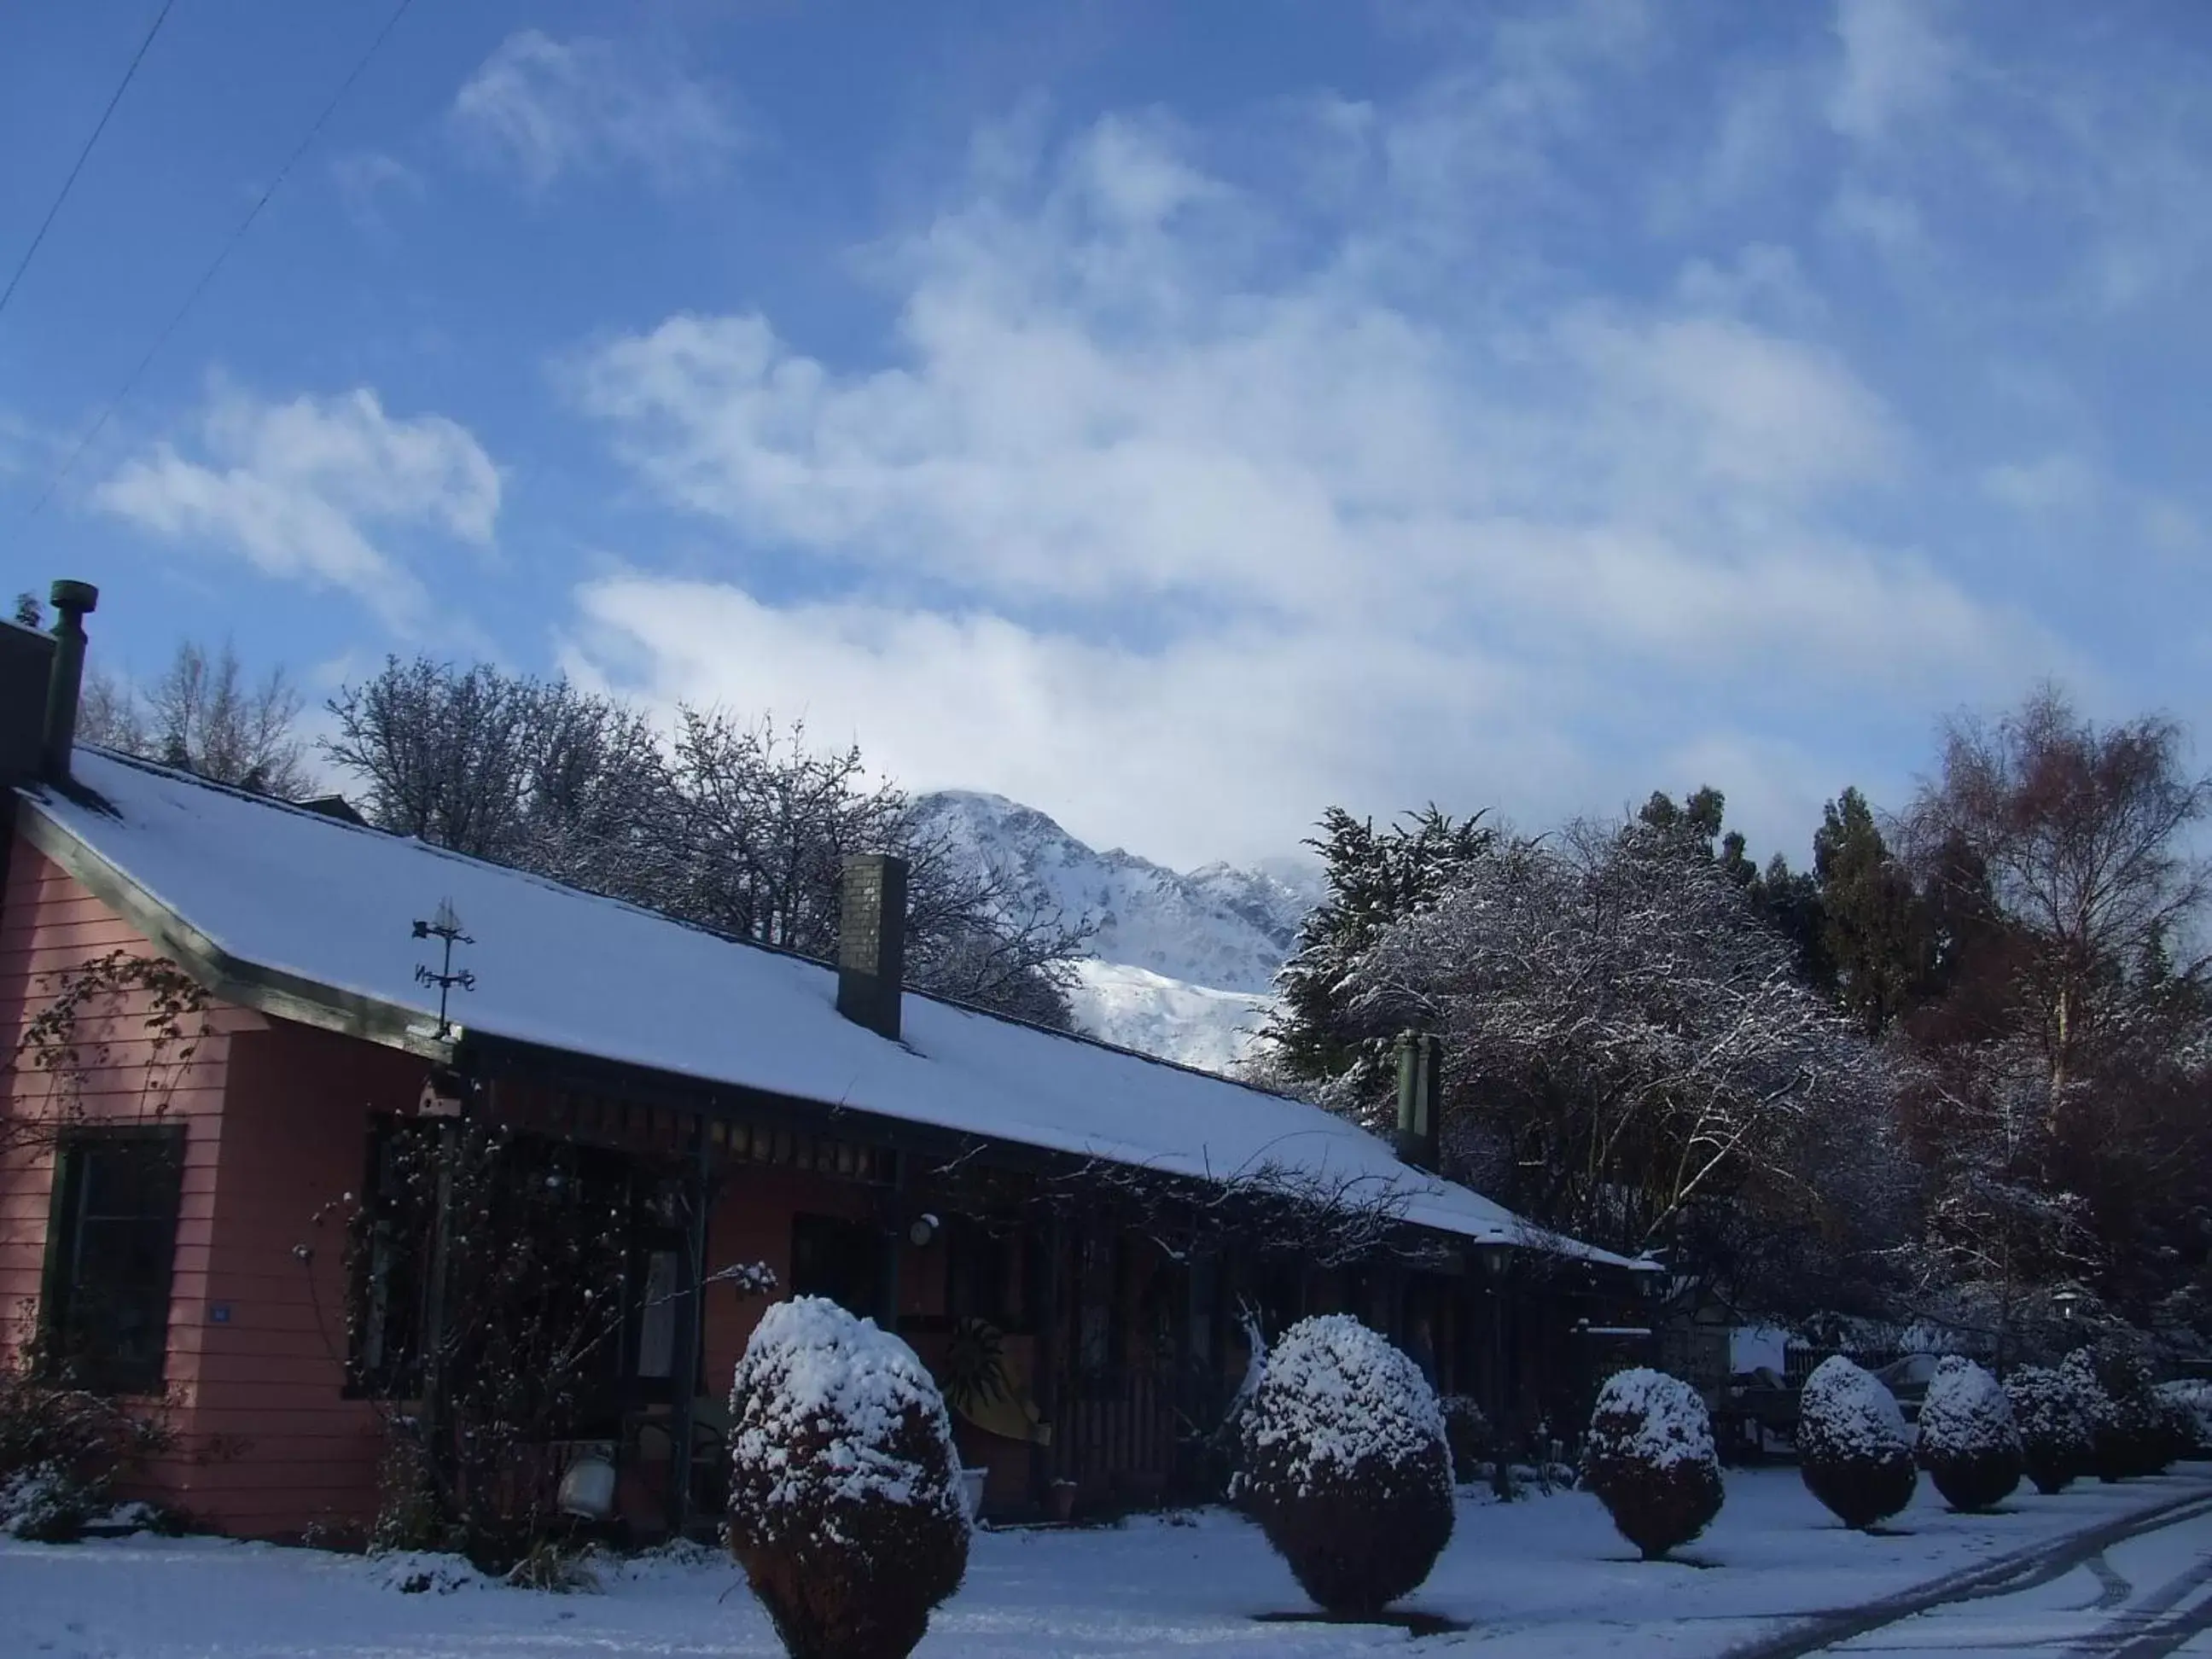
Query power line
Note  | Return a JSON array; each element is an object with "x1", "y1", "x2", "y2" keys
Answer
[
  {"x1": 0, "y1": 0, "x2": 178, "y2": 324},
  {"x1": 23, "y1": 0, "x2": 416, "y2": 527}
]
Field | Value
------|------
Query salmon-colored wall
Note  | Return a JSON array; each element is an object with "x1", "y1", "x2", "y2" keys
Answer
[
  {"x1": 0, "y1": 834, "x2": 438, "y2": 1540},
  {"x1": 1, "y1": 827, "x2": 1016, "y2": 1539},
  {"x1": 189, "y1": 1021, "x2": 427, "y2": 1539},
  {"x1": 0, "y1": 838, "x2": 257, "y2": 1511}
]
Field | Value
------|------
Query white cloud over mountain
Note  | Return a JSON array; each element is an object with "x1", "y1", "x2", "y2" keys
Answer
[{"x1": 560, "y1": 45, "x2": 2060, "y2": 866}]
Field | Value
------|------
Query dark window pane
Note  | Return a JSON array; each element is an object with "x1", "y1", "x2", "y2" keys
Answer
[{"x1": 44, "y1": 1132, "x2": 182, "y2": 1395}]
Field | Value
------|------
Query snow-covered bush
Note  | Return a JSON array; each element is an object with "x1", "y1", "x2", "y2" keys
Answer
[
  {"x1": 2064, "y1": 1343, "x2": 2171, "y2": 1480},
  {"x1": 1914, "y1": 1358, "x2": 2022, "y2": 1511},
  {"x1": 1440, "y1": 1394, "x2": 1491, "y2": 1483},
  {"x1": 726, "y1": 1298, "x2": 969, "y2": 1659},
  {"x1": 1577, "y1": 1369, "x2": 1724, "y2": 1560},
  {"x1": 2005, "y1": 1365, "x2": 2093, "y2": 1494},
  {"x1": 1236, "y1": 1315, "x2": 1454, "y2": 1615},
  {"x1": 1796, "y1": 1356, "x2": 1917, "y2": 1529},
  {"x1": 0, "y1": 1353, "x2": 172, "y2": 1544},
  {"x1": 2156, "y1": 1380, "x2": 2212, "y2": 1458}
]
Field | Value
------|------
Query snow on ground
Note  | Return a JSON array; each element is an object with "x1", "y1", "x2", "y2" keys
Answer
[{"x1": 5, "y1": 1468, "x2": 2209, "y2": 1658}]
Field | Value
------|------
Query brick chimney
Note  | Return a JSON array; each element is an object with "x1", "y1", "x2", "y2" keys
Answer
[
  {"x1": 40, "y1": 580, "x2": 98, "y2": 785},
  {"x1": 1394, "y1": 1030, "x2": 1443, "y2": 1172},
  {"x1": 0, "y1": 607, "x2": 58, "y2": 786},
  {"x1": 835, "y1": 853, "x2": 909, "y2": 1042}
]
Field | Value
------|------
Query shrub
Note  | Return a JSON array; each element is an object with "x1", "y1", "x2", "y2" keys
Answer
[
  {"x1": 0, "y1": 1350, "x2": 172, "y2": 1543},
  {"x1": 2005, "y1": 1365, "x2": 2093, "y2": 1494},
  {"x1": 1577, "y1": 1368, "x2": 1724, "y2": 1560},
  {"x1": 2156, "y1": 1381, "x2": 2212, "y2": 1459},
  {"x1": 1915, "y1": 1358, "x2": 2022, "y2": 1512},
  {"x1": 2064, "y1": 1343, "x2": 2170, "y2": 1480},
  {"x1": 1440, "y1": 1394, "x2": 1490, "y2": 1483},
  {"x1": 1236, "y1": 1314, "x2": 1454, "y2": 1615},
  {"x1": 726, "y1": 1297, "x2": 969, "y2": 1659},
  {"x1": 1796, "y1": 1355, "x2": 1917, "y2": 1530}
]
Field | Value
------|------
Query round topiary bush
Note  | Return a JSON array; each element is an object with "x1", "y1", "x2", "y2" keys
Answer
[
  {"x1": 1236, "y1": 1314, "x2": 1455, "y2": 1616},
  {"x1": 1796, "y1": 1355, "x2": 1917, "y2": 1530},
  {"x1": 2065, "y1": 1342, "x2": 2169, "y2": 1481},
  {"x1": 1578, "y1": 1368, "x2": 1725, "y2": 1560},
  {"x1": 1915, "y1": 1357, "x2": 2022, "y2": 1512},
  {"x1": 727, "y1": 1297, "x2": 970, "y2": 1659},
  {"x1": 2005, "y1": 1365, "x2": 2093, "y2": 1494}
]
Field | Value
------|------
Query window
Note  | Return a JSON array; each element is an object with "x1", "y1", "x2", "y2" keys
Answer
[
  {"x1": 1076, "y1": 1230, "x2": 1122, "y2": 1374},
  {"x1": 790, "y1": 1214, "x2": 885, "y2": 1321},
  {"x1": 43, "y1": 1129, "x2": 183, "y2": 1395},
  {"x1": 946, "y1": 1219, "x2": 1016, "y2": 1329}
]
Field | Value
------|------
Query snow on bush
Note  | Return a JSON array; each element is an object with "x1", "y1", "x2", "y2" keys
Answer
[
  {"x1": 366, "y1": 1551, "x2": 491, "y2": 1596},
  {"x1": 1577, "y1": 1368, "x2": 1724, "y2": 1560},
  {"x1": 1236, "y1": 1314, "x2": 1454, "y2": 1615},
  {"x1": 1796, "y1": 1355, "x2": 1917, "y2": 1530},
  {"x1": 1914, "y1": 1357, "x2": 2022, "y2": 1511},
  {"x1": 2005, "y1": 1365, "x2": 2094, "y2": 1494},
  {"x1": 0, "y1": 1358, "x2": 172, "y2": 1545},
  {"x1": 2064, "y1": 1342, "x2": 2172, "y2": 1481},
  {"x1": 2156, "y1": 1380, "x2": 2212, "y2": 1458},
  {"x1": 726, "y1": 1297, "x2": 969, "y2": 1659}
]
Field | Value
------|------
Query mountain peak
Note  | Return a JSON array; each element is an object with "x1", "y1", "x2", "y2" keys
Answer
[{"x1": 911, "y1": 789, "x2": 1320, "y2": 1048}]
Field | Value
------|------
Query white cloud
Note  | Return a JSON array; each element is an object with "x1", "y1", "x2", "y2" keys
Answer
[
  {"x1": 1828, "y1": 0, "x2": 1955, "y2": 146},
  {"x1": 1825, "y1": 180, "x2": 1929, "y2": 262},
  {"x1": 557, "y1": 96, "x2": 2063, "y2": 867},
  {"x1": 1981, "y1": 452, "x2": 2100, "y2": 517},
  {"x1": 94, "y1": 384, "x2": 499, "y2": 630},
  {"x1": 2142, "y1": 498, "x2": 2205, "y2": 560},
  {"x1": 451, "y1": 31, "x2": 743, "y2": 192},
  {"x1": 329, "y1": 150, "x2": 424, "y2": 232}
]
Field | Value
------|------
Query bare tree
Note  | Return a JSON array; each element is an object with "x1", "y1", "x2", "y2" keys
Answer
[
  {"x1": 322, "y1": 665, "x2": 1092, "y2": 1027},
  {"x1": 1902, "y1": 683, "x2": 2211, "y2": 1115},
  {"x1": 74, "y1": 640, "x2": 311, "y2": 797},
  {"x1": 1330, "y1": 817, "x2": 1905, "y2": 1297},
  {"x1": 659, "y1": 712, "x2": 1092, "y2": 1026}
]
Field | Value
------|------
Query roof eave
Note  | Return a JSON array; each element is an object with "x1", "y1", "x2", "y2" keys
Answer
[{"x1": 15, "y1": 791, "x2": 455, "y2": 1062}]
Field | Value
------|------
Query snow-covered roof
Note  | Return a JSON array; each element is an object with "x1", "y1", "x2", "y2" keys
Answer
[{"x1": 20, "y1": 748, "x2": 1638, "y2": 1267}]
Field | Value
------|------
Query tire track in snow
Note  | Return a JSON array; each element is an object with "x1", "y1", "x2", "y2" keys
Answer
[{"x1": 1716, "y1": 1487, "x2": 2212, "y2": 1659}]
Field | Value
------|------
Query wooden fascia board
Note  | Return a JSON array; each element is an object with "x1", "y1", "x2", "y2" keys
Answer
[{"x1": 15, "y1": 796, "x2": 455, "y2": 1062}]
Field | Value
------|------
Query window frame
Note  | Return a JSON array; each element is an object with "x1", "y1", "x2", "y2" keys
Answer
[{"x1": 39, "y1": 1124, "x2": 186, "y2": 1397}]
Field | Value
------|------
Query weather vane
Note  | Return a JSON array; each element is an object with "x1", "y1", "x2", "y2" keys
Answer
[{"x1": 411, "y1": 897, "x2": 476, "y2": 1038}]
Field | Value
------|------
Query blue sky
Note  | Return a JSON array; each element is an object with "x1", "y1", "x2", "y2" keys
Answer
[{"x1": 3, "y1": 0, "x2": 2207, "y2": 870}]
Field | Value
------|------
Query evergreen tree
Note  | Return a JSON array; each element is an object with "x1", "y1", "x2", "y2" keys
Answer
[
  {"x1": 1264, "y1": 805, "x2": 1494, "y2": 1086},
  {"x1": 1639, "y1": 785, "x2": 1831, "y2": 990},
  {"x1": 1813, "y1": 787, "x2": 1935, "y2": 1036}
]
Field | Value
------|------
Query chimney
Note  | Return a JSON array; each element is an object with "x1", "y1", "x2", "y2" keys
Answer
[
  {"x1": 835, "y1": 853, "x2": 909, "y2": 1042},
  {"x1": 0, "y1": 606, "x2": 59, "y2": 786},
  {"x1": 1394, "y1": 1030, "x2": 1443, "y2": 1172},
  {"x1": 41, "y1": 580, "x2": 98, "y2": 784}
]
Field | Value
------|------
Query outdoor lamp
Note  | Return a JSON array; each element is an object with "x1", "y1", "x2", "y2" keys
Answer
[{"x1": 1474, "y1": 1239, "x2": 1513, "y2": 1281}]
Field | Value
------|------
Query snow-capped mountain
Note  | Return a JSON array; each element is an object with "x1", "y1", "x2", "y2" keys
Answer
[{"x1": 910, "y1": 790, "x2": 1324, "y2": 1071}]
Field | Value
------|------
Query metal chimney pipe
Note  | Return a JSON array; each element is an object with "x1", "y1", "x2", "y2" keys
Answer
[
  {"x1": 41, "y1": 579, "x2": 98, "y2": 783},
  {"x1": 1395, "y1": 1030, "x2": 1443, "y2": 1172}
]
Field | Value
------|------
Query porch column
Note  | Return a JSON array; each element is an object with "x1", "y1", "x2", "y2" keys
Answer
[
  {"x1": 1031, "y1": 1208, "x2": 1062, "y2": 1505},
  {"x1": 663, "y1": 1121, "x2": 712, "y2": 1538},
  {"x1": 881, "y1": 1150, "x2": 905, "y2": 1331}
]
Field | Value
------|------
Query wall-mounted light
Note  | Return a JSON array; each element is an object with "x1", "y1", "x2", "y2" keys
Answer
[{"x1": 908, "y1": 1213, "x2": 940, "y2": 1248}]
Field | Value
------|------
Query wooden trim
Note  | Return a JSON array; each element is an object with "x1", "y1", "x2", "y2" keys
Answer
[
  {"x1": 16, "y1": 800, "x2": 454, "y2": 1062},
  {"x1": 38, "y1": 1121, "x2": 188, "y2": 1394}
]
